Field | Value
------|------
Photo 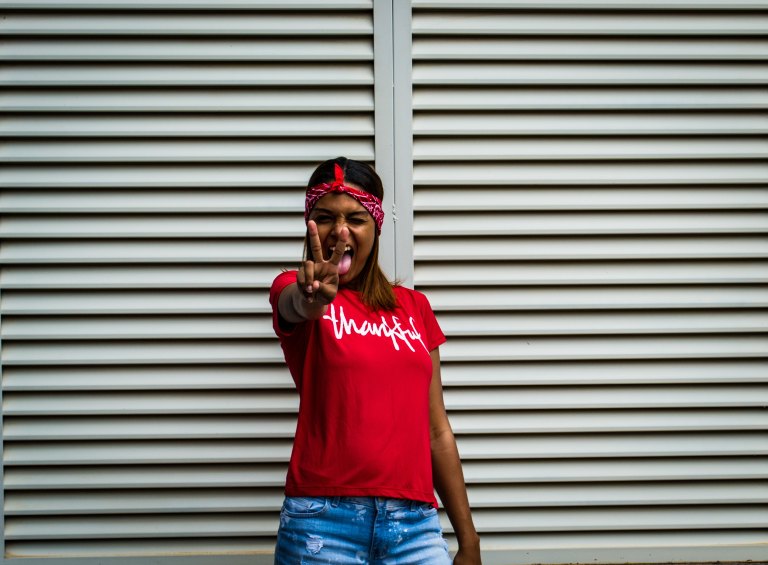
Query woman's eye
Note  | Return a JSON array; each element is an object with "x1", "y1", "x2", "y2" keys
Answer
[
  {"x1": 314, "y1": 215, "x2": 332, "y2": 223},
  {"x1": 349, "y1": 218, "x2": 366, "y2": 225}
]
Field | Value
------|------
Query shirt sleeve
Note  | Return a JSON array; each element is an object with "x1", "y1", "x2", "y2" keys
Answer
[
  {"x1": 413, "y1": 289, "x2": 446, "y2": 352},
  {"x1": 269, "y1": 270, "x2": 311, "y2": 387},
  {"x1": 269, "y1": 270, "x2": 301, "y2": 337}
]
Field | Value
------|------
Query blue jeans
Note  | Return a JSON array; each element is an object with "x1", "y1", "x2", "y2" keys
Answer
[{"x1": 274, "y1": 496, "x2": 453, "y2": 564}]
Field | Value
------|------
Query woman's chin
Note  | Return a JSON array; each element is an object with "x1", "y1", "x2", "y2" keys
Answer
[{"x1": 339, "y1": 270, "x2": 360, "y2": 287}]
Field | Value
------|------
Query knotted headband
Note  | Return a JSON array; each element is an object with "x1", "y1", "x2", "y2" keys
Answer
[{"x1": 304, "y1": 163, "x2": 384, "y2": 235}]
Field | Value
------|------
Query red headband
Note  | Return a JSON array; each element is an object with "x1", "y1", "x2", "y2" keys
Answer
[{"x1": 304, "y1": 163, "x2": 384, "y2": 235}]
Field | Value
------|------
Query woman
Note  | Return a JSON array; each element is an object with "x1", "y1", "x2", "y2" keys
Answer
[{"x1": 269, "y1": 157, "x2": 481, "y2": 564}]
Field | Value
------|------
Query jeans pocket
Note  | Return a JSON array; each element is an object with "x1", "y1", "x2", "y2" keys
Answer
[
  {"x1": 281, "y1": 496, "x2": 329, "y2": 518},
  {"x1": 417, "y1": 501, "x2": 438, "y2": 517}
]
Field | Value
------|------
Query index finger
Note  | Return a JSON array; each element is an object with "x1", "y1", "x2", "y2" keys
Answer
[
  {"x1": 328, "y1": 227, "x2": 349, "y2": 266},
  {"x1": 307, "y1": 220, "x2": 323, "y2": 262}
]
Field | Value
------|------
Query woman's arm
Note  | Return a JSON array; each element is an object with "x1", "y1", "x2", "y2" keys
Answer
[{"x1": 429, "y1": 348, "x2": 482, "y2": 564}]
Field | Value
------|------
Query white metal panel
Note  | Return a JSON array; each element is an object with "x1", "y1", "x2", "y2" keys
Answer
[
  {"x1": 414, "y1": 186, "x2": 768, "y2": 210},
  {"x1": 440, "y1": 359, "x2": 768, "y2": 385},
  {"x1": 0, "y1": 88, "x2": 375, "y2": 112},
  {"x1": 0, "y1": 2, "x2": 377, "y2": 561},
  {"x1": 415, "y1": 111, "x2": 768, "y2": 134},
  {"x1": 0, "y1": 188, "x2": 308, "y2": 212},
  {"x1": 4, "y1": 463, "x2": 288, "y2": 489},
  {"x1": 0, "y1": 0, "x2": 371, "y2": 9},
  {"x1": 1, "y1": 364, "x2": 293, "y2": 390},
  {"x1": 0, "y1": 264, "x2": 286, "y2": 288},
  {"x1": 0, "y1": 114, "x2": 375, "y2": 137},
  {"x1": 413, "y1": 11, "x2": 768, "y2": 34},
  {"x1": 0, "y1": 139, "x2": 374, "y2": 162},
  {"x1": 4, "y1": 440, "x2": 293, "y2": 465},
  {"x1": 0, "y1": 13, "x2": 373, "y2": 35},
  {"x1": 459, "y1": 457, "x2": 768, "y2": 482},
  {"x1": 415, "y1": 211, "x2": 768, "y2": 235},
  {"x1": 1, "y1": 39, "x2": 374, "y2": 60},
  {"x1": 414, "y1": 86, "x2": 768, "y2": 109},
  {"x1": 411, "y1": 2, "x2": 768, "y2": 563},
  {"x1": 414, "y1": 0, "x2": 768, "y2": 7},
  {"x1": 414, "y1": 136, "x2": 768, "y2": 160},
  {"x1": 414, "y1": 37, "x2": 768, "y2": 59},
  {"x1": 0, "y1": 63, "x2": 375, "y2": 86}
]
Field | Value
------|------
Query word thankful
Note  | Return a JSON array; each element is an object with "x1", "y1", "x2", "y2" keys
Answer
[{"x1": 322, "y1": 304, "x2": 429, "y2": 353}]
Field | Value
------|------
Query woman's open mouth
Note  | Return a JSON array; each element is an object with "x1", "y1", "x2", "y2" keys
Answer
[{"x1": 330, "y1": 245, "x2": 354, "y2": 275}]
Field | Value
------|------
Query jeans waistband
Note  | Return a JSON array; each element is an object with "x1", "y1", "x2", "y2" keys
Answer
[{"x1": 330, "y1": 496, "x2": 422, "y2": 511}]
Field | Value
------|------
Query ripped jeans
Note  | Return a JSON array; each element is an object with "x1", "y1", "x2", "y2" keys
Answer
[{"x1": 274, "y1": 496, "x2": 453, "y2": 564}]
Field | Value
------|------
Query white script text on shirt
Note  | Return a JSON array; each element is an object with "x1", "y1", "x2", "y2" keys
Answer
[{"x1": 322, "y1": 304, "x2": 429, "y2": 353}]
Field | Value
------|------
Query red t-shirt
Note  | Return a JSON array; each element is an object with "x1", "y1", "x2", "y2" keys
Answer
[{"x1": 269, "y1": 270, "x2": 446, "y2": 506}]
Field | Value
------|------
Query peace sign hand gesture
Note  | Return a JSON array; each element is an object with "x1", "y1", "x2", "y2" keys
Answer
[{"x1": 296, "y1": 220, "x2": 350, "y2": 308}]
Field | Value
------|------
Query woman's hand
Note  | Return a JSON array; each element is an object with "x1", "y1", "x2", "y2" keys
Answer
[
  {"x1": 296, "y1": 220, "x2": 349, "y2": 307},
  {"x1": 453, "y1": 542, "x2": 482, "y2": 564}
]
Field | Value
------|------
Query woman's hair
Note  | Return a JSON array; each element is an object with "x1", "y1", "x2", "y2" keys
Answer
[{"x1": 304, "y1": 157, "x2": 397, "y2": 311}]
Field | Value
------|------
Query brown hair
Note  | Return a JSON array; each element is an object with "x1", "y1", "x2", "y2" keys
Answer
[{"x1": 304, "y1": 157, "x2": 397, "y2": 311}]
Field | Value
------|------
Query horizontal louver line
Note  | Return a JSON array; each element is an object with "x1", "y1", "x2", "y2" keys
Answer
[
  {"x1": 4, "y1": 191, "x2": 766, "y2": 212},
  {"x1": 0, "y1": 88, "x2": 376, "y2": 112},
  {"x1": 0, "y1": 164, "x2": 368, "y2": 187},
  {"x1": 0, "y1": 139, "x2": 375, "y2": 162},
  {"x1": 414, "y1": 212, "x2": 768, "y2": 235},
  {"x1": 4, "y1": 464, "x2": 288, "y2": 489},
  {"x1": 414, "y1": 260, "x2": 768, "y2": 285},
  {"x1": 3, "y1": 360, "x2": 765, "y2": 390},
  {"x1": 0, "y1": 114, "x2": 375, "y2": 137},
  {"x1": 412, "y1": 87, "x2": 768, "y2": 110},
  {"x1": 412, "y1": 112, "x2": 768, "y2": 135},
  {"x1": 5, "y1": 139, "x2": 768, "y2": 162},
  {"x1": 440, "y1": 359, "x2": 768, "y2": 385},
  {"x1": 3, "y1": 409, "x2": 767, "y2": 440},
  {"x1": 412, "y1": 11, "x2": 768, "y2": 34},
  {"x1": 2, "y1": 335, "x2": 767, "y2": 363},
  {"x1": 1, "y1": 534, "x2": 765, "y2": 562},
  {"x1": 1, "y1": 286, "x2": 767, "y2": 314},
  {"x1": 3, "y1": 433, "x2": 766, "y2": 465},
  {"x1": 0, "y1": 189, "x2": 309, "y2": 213},
  {"x1": 413, "y1": 1, "x2": 768, "y2": 9},
  {"x1": 3, "y1": 311, "x2": 768, "y2": 338},
  {"x1": 2, "y1": 365, "x2": 294, "y2": 391},
  {"x1": 5, "y1": 481, "x2": 768, "y2": 515},
  {"x1": 0, "y1": 13, "x2": 373, "y2": 35},
  {"x1": 412, "y1": 137, "x2": 768, "y2": 160},
  {"x1": 0, "y1": 63, "x2": 375, "y2": 86},
  {"x1": 4, "y1": 458, "x2": 767, "y2": 489},
  {"x1": 412, "y1": 38, "x2": 768, "y2": 60},
  {"x1": 2, "y1": 505, "x2": 767, "y2": 539},
  {"x1": 3, "y1": 385, "x2": 766, "y2": 413},
  {"x1": 412, "y1": 161, "x2": 768, "y2": 184},
  {"x1": 0, "y1": 1, "x2": 374, "y2": 10},
  {"x1": 411, "y1": 62, "x2": 768, "y2": 85},
  {"x1": 0, "y1": 39, "x2": 373, "y2": 61},
  {"x1": 3, "y1": 237, "x2": 768, "y2": 262}
]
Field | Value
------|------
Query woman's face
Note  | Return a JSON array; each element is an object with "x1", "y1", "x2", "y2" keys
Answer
[{"x1": 308, "y1": 191, "x2": 376, "y2": 286}]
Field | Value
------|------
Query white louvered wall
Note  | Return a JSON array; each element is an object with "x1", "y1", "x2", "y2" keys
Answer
[
  {"x1": 0, "y1": 1, "x2": 376, "y2": 560},
  {"x1": 411, "y1": 2, "x2": 768, "y2": 564}
]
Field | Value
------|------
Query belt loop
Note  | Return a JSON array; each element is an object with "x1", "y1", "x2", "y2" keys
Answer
[
  {"x1": 331, "y1": 496, "x2": 340, "y2": 508},
  {"x1": 410, "y1": 500, "x2": 418, "y2": 511}
]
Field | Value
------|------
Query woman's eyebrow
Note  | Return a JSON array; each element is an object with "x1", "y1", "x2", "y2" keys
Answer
[{"x1": 312, "y1": 207, "x2": 367, "y2": 217}]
